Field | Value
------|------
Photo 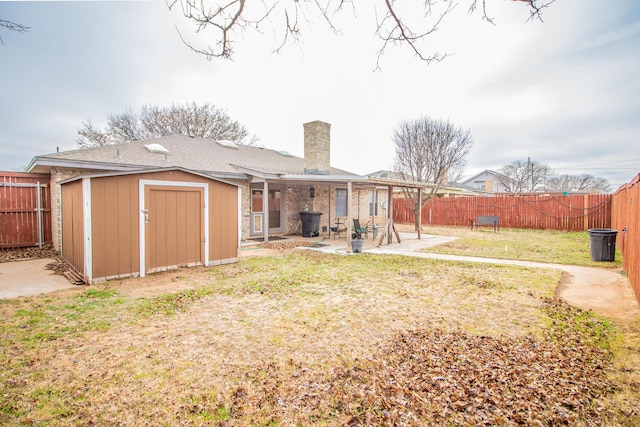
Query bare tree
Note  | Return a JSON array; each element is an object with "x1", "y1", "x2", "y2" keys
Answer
[
  {"x1": 0, "y1": 19, "x2": 30, "y2": 45},
  {"x1": 498, "y1": 158, "x2": 553, "y2": 193},
  {"x1": 168, "y1": 0, "x2": 554, "y2": 66},
  {"x1": 76, "y1": 102, "x2": 256, "y2": 148},
  {"x1": 546, "y1": 174, "x2": 611, "y2": 193},
  {"x1": 393, "y1": 116, "x2": 473, "y2": 230}
]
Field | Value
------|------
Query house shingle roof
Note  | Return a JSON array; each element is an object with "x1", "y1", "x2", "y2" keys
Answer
[{"x1": 27, "y1": 135, "x2": 356, "y2": 177}]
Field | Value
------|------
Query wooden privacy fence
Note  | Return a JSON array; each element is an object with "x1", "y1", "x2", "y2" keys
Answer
[
  {"x1": 0, "y1": 172, "x2": 52, "y2": 249},
  {"x1": 393, "y1": 193, "x2": 612, "y2": 231},
  {"x1": 611, "y1": 174, "x2": 640, "y2": 305}
]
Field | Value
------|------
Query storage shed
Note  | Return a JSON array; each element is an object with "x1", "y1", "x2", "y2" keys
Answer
[{"x1": 60, "y1": 168, "x2": 241, "y2": 284}]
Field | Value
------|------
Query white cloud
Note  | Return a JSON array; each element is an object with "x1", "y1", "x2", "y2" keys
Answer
[{"x1": 1, "y1": 0, "x2": 638, "y2": 189}]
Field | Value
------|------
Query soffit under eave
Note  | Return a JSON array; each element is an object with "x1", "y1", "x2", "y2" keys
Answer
[{"x1": 255, "y1": 176, "x2": 437, "y2": 191}]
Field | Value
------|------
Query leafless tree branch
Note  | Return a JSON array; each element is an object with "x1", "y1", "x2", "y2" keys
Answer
[
  {"x1": 469, "y1": 0, "x2": 555, "y2": 24},
  {"x1": 393, "y1": 116, "x2": 473, "y2": 230},
  {"x1": 0, "y1": 19, "x2": 30, "y2": 45},
  {"x1": 546, "y1": 173, "x2": 611, "y2": 193},
  {"x1": 170, "y1": 1, "x2": 555, "y2": 64},
  {"x1": 498, "y1": 159, "x2": 553, "y2": 193},
  {"x1": 76, "y1": 102, "x2": 257, "y2": 148},
  {"x1": 374, "y1": 0, "x2": 455, "y2": 69}
]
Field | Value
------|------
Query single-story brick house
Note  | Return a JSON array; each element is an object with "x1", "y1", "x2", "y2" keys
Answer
[{"x1": 26, "y1": 120, "x2": 462, "y2": 282}]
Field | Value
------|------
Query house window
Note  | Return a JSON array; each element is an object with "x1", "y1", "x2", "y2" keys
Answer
[
  {"x1": 369, "y1": 190, "x2": 378, "y2": 216},
  {"x1": 335, "y1": 189, "x2": 347, "y2": 216},
  {"x1": 473, "y1": 181, "x2": 486, "y2": 190},
  {"x1": 251, "y1": 189, "x2": 263, "y2": 212}
]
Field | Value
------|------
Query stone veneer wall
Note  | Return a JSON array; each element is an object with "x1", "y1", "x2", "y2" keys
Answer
[
  {"x1": 239, "y1": 186, "x2": 251, "y2": 240},
  {"x1": 284, "y1": 184, "x2": 329, "y2": 235},
  {"x1": 303, "y1": 121, "x2": 331, "y2": 174},
  {"x1": 49, "y1": 168, "x2": 94, "y2": 251},
  {"x1": 283, "y1": 184, "x2": 389, "y2": 238}
]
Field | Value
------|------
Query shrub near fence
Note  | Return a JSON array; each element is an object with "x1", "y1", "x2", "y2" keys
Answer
[
  {"x1": 611, "y1": 174, "x2": 640, "y2": 305},
  {"x1": 393, "y1": 193, "x2": 612, "y2": 232},
  {"x1": 0, "y1": 172, "x2": 52, "y2": 248}
]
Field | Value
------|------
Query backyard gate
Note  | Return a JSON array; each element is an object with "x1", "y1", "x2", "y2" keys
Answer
[{"x1": 0, "y1": 172, "x2": 52, "y2": 248}]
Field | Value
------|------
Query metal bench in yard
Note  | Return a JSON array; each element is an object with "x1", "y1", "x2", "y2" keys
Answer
[{"x1": 470, "y1": 215, "x2": 500, "y2": 232}]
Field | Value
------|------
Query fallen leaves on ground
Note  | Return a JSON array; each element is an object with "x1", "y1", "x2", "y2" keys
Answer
[
  {"x1": 0, "y1": 245, "x2": 58, "y2": 263},
  {"x1": 261, "y1": 241, "x2": 316, "y2": 250},
  {"x1": 220, "y1": 298, "x2": 613, "y2": 426}
]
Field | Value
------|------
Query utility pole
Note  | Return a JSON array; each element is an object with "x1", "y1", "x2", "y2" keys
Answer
[{"x1": 527, "y1": 157, "x2": 533, "y2": 192}]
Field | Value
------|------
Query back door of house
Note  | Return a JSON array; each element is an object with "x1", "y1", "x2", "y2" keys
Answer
[
  {"x1": 144, "y1": 185, "x2": 204, "y2": 273},
  {"x1": 250, "y1": 187, "x2": 283, "y2": 235}
]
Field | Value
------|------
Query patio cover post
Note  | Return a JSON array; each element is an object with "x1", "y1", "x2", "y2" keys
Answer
[{"x1": 262, "y1": 181, "x2": 269, "y2": 242}]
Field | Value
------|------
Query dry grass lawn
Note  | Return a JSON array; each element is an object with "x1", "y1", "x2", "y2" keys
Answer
[
  {"x1": 1, "y1": 240, "x2": 638, "y2": 425},
  {"x1": 418, "y1": 225, "x2": 623, "y2": 268}
]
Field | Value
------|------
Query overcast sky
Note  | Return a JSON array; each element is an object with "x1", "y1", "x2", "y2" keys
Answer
[{"x1": 1, "y1": 0, "x2": 639, "y2": 189}]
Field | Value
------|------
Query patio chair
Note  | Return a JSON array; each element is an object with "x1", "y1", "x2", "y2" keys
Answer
[
  {"x1": 330, "y1": 218, "x2": 347, "y2": 240},
  {"x1": 330, "y1": 226, "x2": 346, "y2": 239},
  {"x1": 352, "y1": 218, "x2": 370, "y2": 240}
]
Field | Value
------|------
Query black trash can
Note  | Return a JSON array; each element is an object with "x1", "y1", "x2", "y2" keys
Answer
[
  {"x1": 587, "y1": 228, "x2": 618, "y2": 262},
  {"x1": 299, "y1": 211, "x2": 322, "y2": 237}
]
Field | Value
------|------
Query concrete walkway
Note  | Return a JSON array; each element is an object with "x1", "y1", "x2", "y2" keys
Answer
[
  {"x1": 309, "y1": 232, "x2": 640, "y2": 322},
  {"x1": 0, "y1": 259, "x2": 75, "y2": 299}
]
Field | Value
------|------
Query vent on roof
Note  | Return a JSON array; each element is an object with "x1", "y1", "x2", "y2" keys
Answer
[
  {"x1": 145, "y1": 143, "x2": 169, "y2": 154},
  {"x1": 217, "y1": 140, "x2": 238, "y2": 149},
  {"x1": 277, "y1": 150, "x2": 293, "y2": 157}
]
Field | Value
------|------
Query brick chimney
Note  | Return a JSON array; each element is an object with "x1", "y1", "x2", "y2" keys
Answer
[{"x1": 303, "y1": 120, "x2": 331, "y2": 175}]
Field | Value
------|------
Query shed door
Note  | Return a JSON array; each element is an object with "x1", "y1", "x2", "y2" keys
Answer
[{"x1": 145, "y1": 186, "x2": 204, "y2": 273}]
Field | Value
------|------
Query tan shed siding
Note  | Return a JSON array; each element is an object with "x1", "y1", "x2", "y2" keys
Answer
[
  {"x1": 68, "y1": 169, "x2": 238, "y2": 281},
  {"x1": 90, "y1": 175, "x2": 140, "y2": 279},
  {"x1": 209, "y1": 180, "x2": 239, "y2": 262},
  {"x1": 61, "y1": 180, "x2": 84, "y2": 273},
  {"x1": 121, "y1": 176, "x2": 139, "y2": 275},
  {"x1": 139, "y1": 170, "x2": 207, "y2": 184}
]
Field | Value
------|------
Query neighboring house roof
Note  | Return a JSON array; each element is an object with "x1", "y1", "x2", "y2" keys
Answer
[
  {"x1": 26, "y1": 135, "x2": 357, "y2": 179},
  {"x1": 443, "y1": 181, "x2": 489, "y2": 196},
  {"x1": 367, "y1": 170, "x2": 405, "y2": 180},
  {"x1": 460, "y1": 169, "x2": 511, "y2": 185}
]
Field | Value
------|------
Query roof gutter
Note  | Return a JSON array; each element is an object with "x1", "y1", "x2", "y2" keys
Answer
[
  {"x1": 281, "y1": 174, "x2": 367, "y2": 182},
  {"x1": 25, "y1": 157, "x2": 248, "y2": 181},
  {"x1": 25, "y1": 157, "x2": 146, "y2": 173}
]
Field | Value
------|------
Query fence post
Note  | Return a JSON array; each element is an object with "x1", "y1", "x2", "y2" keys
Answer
[
  {"x1": 583, "y1": 194, "x2": 589, "y2": 230},
  {"x1": 37, "y1": 181, "x2": 43, "y2": 248}
]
